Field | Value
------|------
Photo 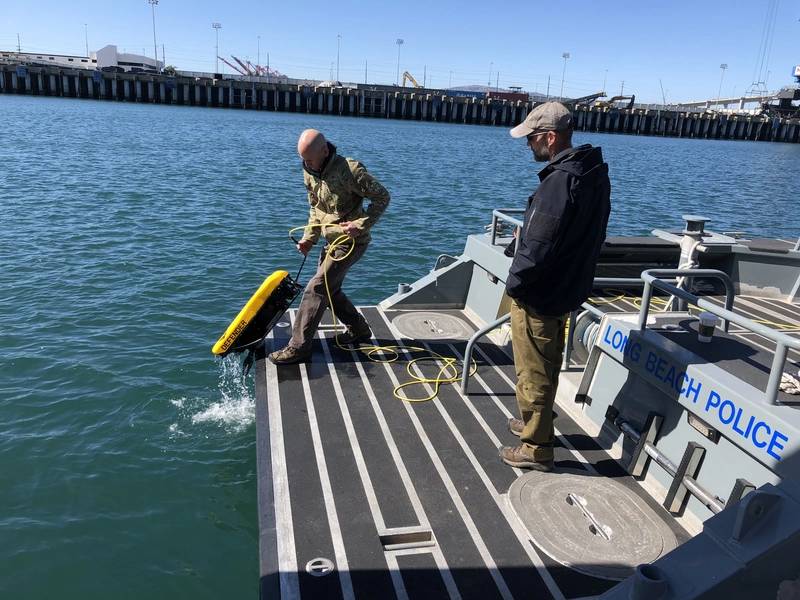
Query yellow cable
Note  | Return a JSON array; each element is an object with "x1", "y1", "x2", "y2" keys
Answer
[{"x1": 288, "y1": 223, "x2": 477, "y2": 403}]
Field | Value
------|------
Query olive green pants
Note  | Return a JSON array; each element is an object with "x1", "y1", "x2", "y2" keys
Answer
[
  {"x1": 290, "y1": 242, "x2": 368, "y2": 352},
  {"x1": 510, "y1": 299, "x2": 567, "y2": 462}
]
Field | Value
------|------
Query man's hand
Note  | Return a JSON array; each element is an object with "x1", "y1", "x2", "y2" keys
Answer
[
  {"x1": 340, "y1": 221, "x2": 361, "y2": 238},
  {"x1": 297, "y1": 240, "x2": 313, "y2": 255}
]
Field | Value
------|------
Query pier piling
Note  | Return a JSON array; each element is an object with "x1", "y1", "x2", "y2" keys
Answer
[{"x1": 1, "y1": 63, "x2": 797, "y2": 143}]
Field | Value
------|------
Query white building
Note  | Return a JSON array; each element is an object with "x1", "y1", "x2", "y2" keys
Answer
[
  {"x1": 0, "y1": 50, "x2": 97, "y2": 69},
  {"x1": 0, "y1": 45, "x2": 162, "y2": 73},
  {"x1": 95, "y1": 45, "x2": 162, "y2": 73}
]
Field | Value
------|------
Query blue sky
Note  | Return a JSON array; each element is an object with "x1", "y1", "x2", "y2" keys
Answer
[{"x1": 3, "y1": 0, "x2": 798, "y2": 102}]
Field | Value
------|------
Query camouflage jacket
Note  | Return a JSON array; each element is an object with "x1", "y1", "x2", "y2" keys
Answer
[{"x1": 299, "y1": 143, "x2": 390, "y2": 246}]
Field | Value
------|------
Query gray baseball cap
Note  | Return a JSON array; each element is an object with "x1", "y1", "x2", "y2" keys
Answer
[{"x1": 510, "y1": 102, "x2": 573, "y2": 138}]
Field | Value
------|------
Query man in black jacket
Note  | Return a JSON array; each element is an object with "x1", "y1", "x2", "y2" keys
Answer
[{"x1": 500, "y1": 102, "x2": 611, "y2": 471}]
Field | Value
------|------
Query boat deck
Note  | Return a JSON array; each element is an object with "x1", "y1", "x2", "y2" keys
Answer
[{"x1": 253, "y1": 304, "x2": 693, "y2": 600}]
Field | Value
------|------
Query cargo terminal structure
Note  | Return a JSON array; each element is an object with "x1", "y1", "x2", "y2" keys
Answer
[
  {"x1": 1, "y1": 51, "x2": 798, "y2": 143},
  {"x1": 0, "y1": 45, "x2": 162, "y2": 73}
]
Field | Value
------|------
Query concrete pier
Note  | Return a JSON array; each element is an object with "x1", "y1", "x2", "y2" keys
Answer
[{"x1": 1, "y1": 63, "x2": 798, "y2": 143}]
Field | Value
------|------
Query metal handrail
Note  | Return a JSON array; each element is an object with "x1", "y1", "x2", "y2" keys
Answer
[
  {"x1": 460, "y1": 276, "x2": 677, "y2": 393},
  {"x1": 490, "y1": 208, "x2": 525, "y2": 246},
  {"x1": 638, "y1": 269, "x2": 735, "y2": 333},
  {"x1": 460, "y1": 313, "x2": 510, "y2": 393},
  {"x1": 639, "y1": 269, "x2": 800, "y2": 405}
]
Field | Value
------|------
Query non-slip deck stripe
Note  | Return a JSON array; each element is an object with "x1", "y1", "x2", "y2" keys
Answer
[
  {"x1": 323, "y1": 329, "x2": 461, "y2": 599},
  {"x1": 255, "y1": 340, "x2": 281, "y2": 599},
  {"x1": 264, "y1": 338, "x2": 301, "y2": 600},
  {"x1": 298, "y1": 360, "x2": 355, "y2": 599},
  {"x1": 273, "y1": 323, "x2": 344, "y2": 600},
  {"x1": 358, "y1": 309, "x2": 512, "y2": 600},
  {"x1": 369, "y1": 307, "x2": 560, "y2": 600}
]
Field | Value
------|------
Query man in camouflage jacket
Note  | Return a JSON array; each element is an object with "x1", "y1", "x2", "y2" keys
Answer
[{"x1": 270, "y1": 129, "x2": 391, "y2": 364}]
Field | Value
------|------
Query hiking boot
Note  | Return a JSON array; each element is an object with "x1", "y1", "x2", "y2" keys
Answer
[
  {"x1": 499, "y1": 445, "x2": 554, "y2": 471},
  {"x1": 337, "y1": 321, "x2": 372, "y2": 346},
  {"x1": 508, "y1": 418, "x2": 524, "y2": 437},
  {"x1": 269, "y1": 346, "x2": 311, "y2": 365}
]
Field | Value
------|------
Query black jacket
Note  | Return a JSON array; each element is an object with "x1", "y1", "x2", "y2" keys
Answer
[{"x1": 506, "y1": 144, "x2": 611, "y2": 316}]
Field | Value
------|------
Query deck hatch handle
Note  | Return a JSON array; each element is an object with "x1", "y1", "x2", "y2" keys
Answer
[
  {"x1": 379, "y1": 527, "x2": 435, "y2": 551},
  {"x1": 565, "y1": 493, "x2": 612, "y2": 541},
  {"x1": 305, "y1": 557, "x2": 335, "y2": 576}
]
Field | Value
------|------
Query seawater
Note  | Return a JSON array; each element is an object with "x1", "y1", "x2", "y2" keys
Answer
[{"x1": 1, "y1": 94, "x2": 798, "y2": 599}]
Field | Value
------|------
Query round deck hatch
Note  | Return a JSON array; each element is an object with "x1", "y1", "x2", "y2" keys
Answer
[
  {"x1": 392, "y1": 312, "x2": 473, "y2": 341},
  {"x1": 508, "y1": 468, "x2": 679, "y2": 580}
]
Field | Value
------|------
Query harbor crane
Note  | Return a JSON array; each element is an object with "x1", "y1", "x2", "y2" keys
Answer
[{"x1": 401, "y1": 71, "x2": 422, "y2": 88}]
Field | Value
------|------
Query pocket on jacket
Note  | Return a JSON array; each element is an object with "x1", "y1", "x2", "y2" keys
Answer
[{"x1": 526, "y1": 212, "x2": 560, "y2": 243}]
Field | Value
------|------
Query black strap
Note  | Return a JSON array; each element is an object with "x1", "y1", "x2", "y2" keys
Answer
[{"x1": 242, "y1": 350, "x2": 255, "y2": 379}]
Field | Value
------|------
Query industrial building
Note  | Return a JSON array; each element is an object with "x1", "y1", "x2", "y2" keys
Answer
[{"x1": 0, "y1": 45, "x2": 162, "y2": 73}]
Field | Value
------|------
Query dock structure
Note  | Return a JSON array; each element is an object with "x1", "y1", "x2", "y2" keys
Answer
[{"x1": 2, "y1": 63, "x2": 799, "y2": 143}]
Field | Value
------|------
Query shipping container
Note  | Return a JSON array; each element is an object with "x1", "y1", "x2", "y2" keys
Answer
[
  {"x1": 446, "y1": 89, "x2": 487, "y2": 99},
  {"x1": 487, "y1": 91, "x2": 529, "y2": 102}
]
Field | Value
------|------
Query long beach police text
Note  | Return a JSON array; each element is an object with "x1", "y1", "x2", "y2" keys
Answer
[{"x1": 600, "y1": 322, "x2": 789, "y2": 462}]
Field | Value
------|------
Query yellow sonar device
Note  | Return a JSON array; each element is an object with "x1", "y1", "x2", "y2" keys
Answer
[{"x1": 212, "y1": 270, "x2": 303, "y2": 357}]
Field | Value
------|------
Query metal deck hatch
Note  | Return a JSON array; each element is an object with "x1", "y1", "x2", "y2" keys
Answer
[
  {"x1": 508, "y1": 468, "x2": 678, "y2": 580},
  {"x1": 392, "y1": 311, "x2": 474, "y2": 340}
]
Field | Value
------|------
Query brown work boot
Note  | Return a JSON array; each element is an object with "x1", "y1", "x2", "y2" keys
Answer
[
  {"x1": 269, "y1": 346, "x2": 311, "y2": 365},
  {"x1": 508, "y1": 418, "x2": 524, "y2": 437},
  {"x1": 337, "y1": 321, "x2": 372, "y2": 346},
  {"x1": 499, "y1": 445, "x2": 554, "y2": 471}
]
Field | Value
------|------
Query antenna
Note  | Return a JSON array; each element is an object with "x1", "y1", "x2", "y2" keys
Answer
[{"x1": 659, "y1": 78, "x2": 667, "y2": 106}]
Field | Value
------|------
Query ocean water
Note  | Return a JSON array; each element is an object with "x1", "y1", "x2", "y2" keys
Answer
[{"x1": 0, "y1": 94, "x2": 798, "y2": 599}]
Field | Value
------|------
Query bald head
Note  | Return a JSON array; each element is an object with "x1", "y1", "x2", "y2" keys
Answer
[{"x1": 298, "y1": 129, "x2": 330, "y2": 171}]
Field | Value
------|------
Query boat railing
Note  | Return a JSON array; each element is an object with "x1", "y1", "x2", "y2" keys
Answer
[
  {"x1": 489, "y1": 208, "x2": 525, "y2": 246},
  {"x1": 640, "y1": 269, "x2": 799, "y2": 405},
  {"x1": 460, "y1": 276, "x2": 676, "y2": 393}
]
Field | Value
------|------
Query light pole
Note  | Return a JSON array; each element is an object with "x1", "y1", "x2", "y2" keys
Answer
[
  {"x1": 395, "y1": 38, "x2": 404, "y2": 86},
  {"x1": 716, "y1": 63, "x2": 728, "y2": 109},
  {"x1": 560, "y1": 52, "x2": 570, "y2": 99},
  {"x1": 212, "y1": 22, "x2": 221, "y2": 73},
  {"x1": 602, "y1": 68, "x2": 608, "y2": 94},
  {"x1": 488, "y1": 61, "x2": 493, "y2": 87},
  {"x1": 336, "y1": 34, "x2": 341, "y2": 82},
  {"x1": 147, "y1": 0, "x2": 159, "y2": 71},
  {"x1": 257, "y1": 35, "x2": 260, "y2": 72},
  {"x1": 84, "y1": 24, "x2": 89, "y2": 56}
]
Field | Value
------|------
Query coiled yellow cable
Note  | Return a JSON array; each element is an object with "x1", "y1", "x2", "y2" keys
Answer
[{"x1": 288, "y1": 224, "x2": 476, "y2": 402}]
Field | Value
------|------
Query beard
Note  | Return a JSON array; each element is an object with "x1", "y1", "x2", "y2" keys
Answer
[{"x1": 533, "y1": 145, "x2": 550, "y2": 162}]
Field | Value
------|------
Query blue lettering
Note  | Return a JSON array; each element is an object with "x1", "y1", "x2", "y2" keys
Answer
[
  {"x1": 732, "y1": 408, "x2": 747, "y2": 436},
  {"x1": 677, "y1": 372, "x2": 687, "y2": 393},
  {"x1": 612, "y1": 330, "x2": 624, "y2": 350},
  {"x1": 603, "y1": 325, "x2": 612, "y2": 345},
  {"x1": 719, "y1": 400, "x2": 736, "y2": 425},
  {"x1": 768, "y1": 431, "x2": 789, "y2": 461},
  {"x1": 685, "y1": 378, "x2": 702, "y2": 403},
  {"x1": 752, "y1": 421, "x2": 771, "y2": 449},
  {"x1": 744, "y1": 415, "x2": 755, "y2": 438},
  {"x1": 655, "y1": 358, "x2": 667, "y2": 379},
  {"x1": 663, "y1": 366, "x2": 676, "y2": 391},
  {"x1": 646, "y1": 352, "x2": 657, "y2": 373},
  {"x1": 629, "y1": 342, "x2": 641, "y2": 362},
  {"x1": 705, "y1": 390, "x2": 721, "y2": 412}
]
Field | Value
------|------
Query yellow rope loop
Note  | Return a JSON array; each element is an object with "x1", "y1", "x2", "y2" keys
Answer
[
  {"x1": 289, "y1": 224, "x2": 475, "y2": 403},
  {"x1": 588, "y1": 288, "x2": 628, "y2": 305}
]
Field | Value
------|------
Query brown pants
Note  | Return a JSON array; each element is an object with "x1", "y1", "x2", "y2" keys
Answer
[
  {"x1": 289, "y1": 241, "x2": 368, "y2": 352},
  {"x1": 510, "y1": 299, "x2": 567, "y2": 462}
]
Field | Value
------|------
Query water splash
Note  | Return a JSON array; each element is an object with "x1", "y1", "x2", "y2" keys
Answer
[{"x1": 190, "y1": 356, "x2": 255, "y2": 433}]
